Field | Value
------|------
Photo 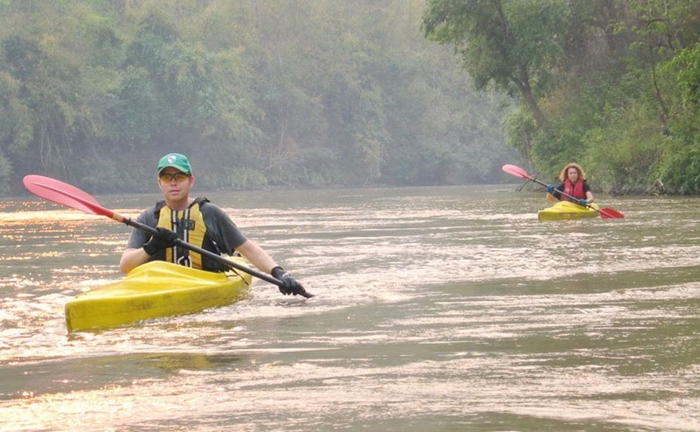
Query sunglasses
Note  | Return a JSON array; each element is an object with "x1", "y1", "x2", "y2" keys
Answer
[{"x1": 159, "y1": 172, "x2": 191, "y2": 183}]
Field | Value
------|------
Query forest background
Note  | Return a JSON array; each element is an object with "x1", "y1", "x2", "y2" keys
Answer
[{"x1": 0, "y1": 0, "x2": 698, "y2": 196}]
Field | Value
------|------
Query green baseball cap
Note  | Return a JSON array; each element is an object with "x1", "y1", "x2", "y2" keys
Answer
[{"x1": 157, "y1": 153, "x2": 192, "y2": 174}]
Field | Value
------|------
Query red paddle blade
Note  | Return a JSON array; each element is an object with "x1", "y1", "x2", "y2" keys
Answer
[
  {"x1": 502, "y1": 164, "x2": 533, "y2": 180},
  {"x1": 23, "y1": 175, "x2": 111, "y2": 217},
  {"x1": 599, "y1": 207, "x2": 625, "y2": 219}
]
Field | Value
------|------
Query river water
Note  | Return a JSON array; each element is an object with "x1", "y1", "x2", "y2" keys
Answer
[{"x1": 1, "y1": 184, "x2": 700, "y2": 431}]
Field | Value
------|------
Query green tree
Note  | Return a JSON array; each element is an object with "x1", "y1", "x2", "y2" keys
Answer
[
  {"x1": 0, "y1": 0, "x2": 513, "y2": 193},
  {"x1": 423, "y1": 0, "x2": 570, "y2": 128}
]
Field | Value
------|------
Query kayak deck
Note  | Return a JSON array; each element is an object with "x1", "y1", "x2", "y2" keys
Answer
[
  {"x1": 538, "y1": 201, "x2": 600, "y2": 222},
  {"x1": 65, "y1": 259, "x2": 253, "y2": 332}
]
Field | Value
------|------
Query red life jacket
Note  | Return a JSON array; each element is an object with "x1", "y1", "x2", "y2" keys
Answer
[{"x1": 563, "y1": 179, "x2": 586, "y2": 200}]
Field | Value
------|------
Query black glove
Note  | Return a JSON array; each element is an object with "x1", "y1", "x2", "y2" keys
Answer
[
  {"x1": 271, "y1": 266, "x2": 305, "y2": 296},
  {"x1": 143, "y1": 227, "x2": 179, "y2": 256}
]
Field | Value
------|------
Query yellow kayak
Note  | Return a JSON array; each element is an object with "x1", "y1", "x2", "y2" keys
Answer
[
  {"x1": 538, "y1": 201, "x2": 600, "y2": 222},
  {"x1": 65, "y1": 259, "x2": 253, "y2": 332}
]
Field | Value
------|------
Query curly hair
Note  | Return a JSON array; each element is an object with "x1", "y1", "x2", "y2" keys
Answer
[{"x1": 558, "y1": 162, "x2": 587, "y2": 181}]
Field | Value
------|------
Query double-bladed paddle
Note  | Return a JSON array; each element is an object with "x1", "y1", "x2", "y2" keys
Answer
[
  {"x1": 22, "y1": 174, "x2": 314, "y2": 298},
  {"x1": 501, "y1": 164, "x2": 625, "y2": 219}
]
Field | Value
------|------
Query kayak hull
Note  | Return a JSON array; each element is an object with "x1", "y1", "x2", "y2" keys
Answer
[
  {"x1": 65, "y1": 260, "x2": 253, "y2": 332},
  {"x1": 538, "y1": 201, "x2": 599, "y2": 222}
]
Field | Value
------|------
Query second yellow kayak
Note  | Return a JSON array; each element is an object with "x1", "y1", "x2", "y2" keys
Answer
[{"x1": 538, "y1": 201, "x2": 600, "y2": 222}]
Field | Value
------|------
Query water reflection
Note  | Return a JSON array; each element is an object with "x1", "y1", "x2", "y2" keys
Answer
[{"x1": 2, "y1": 186, "x2": 700, "y2": 431}]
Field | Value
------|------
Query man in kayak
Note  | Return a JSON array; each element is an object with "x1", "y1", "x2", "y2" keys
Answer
[
  {"x1": 546, "y1": 162, "x2": 595, "y2": 206},
  {"x1": 119, "y1": 153, "x2": 306, "y2": 296}
]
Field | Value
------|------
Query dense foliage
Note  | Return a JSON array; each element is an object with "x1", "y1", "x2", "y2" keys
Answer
[
  {"x1": 0, "y1": 0, "x2": 516, "y2": 195},
  {"x1": 424, "y1": 0, "x2": 700, "y2": 195}
]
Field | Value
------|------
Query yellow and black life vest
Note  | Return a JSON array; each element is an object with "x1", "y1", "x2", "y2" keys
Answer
[{"x1": 154, "y1": 197, "x2": 211, "y2": 269}]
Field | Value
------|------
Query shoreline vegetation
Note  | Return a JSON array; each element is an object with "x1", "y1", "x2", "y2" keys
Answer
[{"x1": 2, "y1": 1, "x2": 699, "y2": 196}]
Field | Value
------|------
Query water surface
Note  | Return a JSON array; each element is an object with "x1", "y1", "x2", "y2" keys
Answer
[{"x1": 1, "y1": 185, "x2": 700, "y2": 431}]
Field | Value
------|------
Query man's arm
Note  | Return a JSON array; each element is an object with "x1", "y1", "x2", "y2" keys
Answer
[
  {"x1": 119, "y1": 247, "x2": 150, "y2": 274},
  {"x1": 235, "y1": 239, "x2": 278, "y2": 274},
  {"x1": 119, "y1": 209, "x2": 156, "y2": 274}
]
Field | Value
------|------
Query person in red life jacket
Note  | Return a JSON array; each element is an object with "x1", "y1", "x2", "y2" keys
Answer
[
  {"x1": 119, "y1": 153, "x2": 306, "y2": 296},
  {"x1": 545, "y1": 162, "x2": 595, "y2": 206}
]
